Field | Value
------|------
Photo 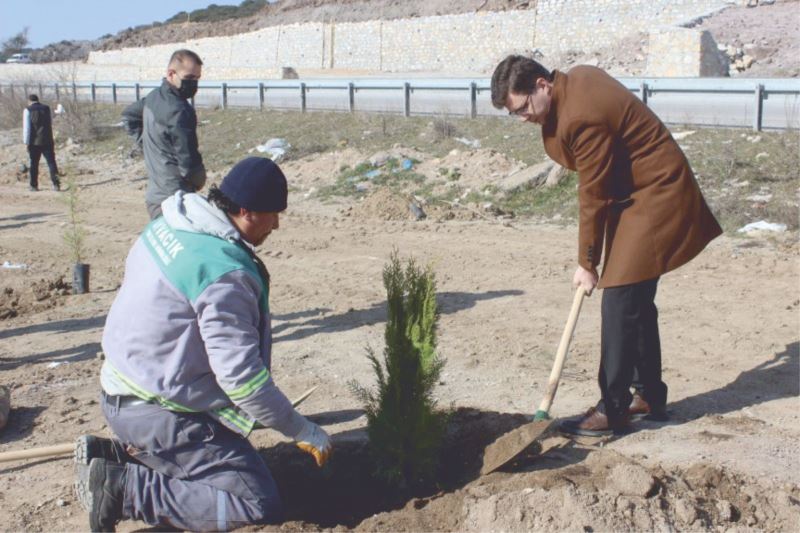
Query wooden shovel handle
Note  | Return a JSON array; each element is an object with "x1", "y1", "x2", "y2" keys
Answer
[
  {"x1": 0, "y1": 442, "x2": 74, "y2": 463},
  {"x1": 534, "y1": 287, "x2": 586, "y2": 419},
  {"x1": 0, "y1": 385, "x2": 320, "y2": 464}
]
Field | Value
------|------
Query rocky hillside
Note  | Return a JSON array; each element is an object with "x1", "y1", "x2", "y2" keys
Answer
[{"x1": 25, "y1": 0, "x2": 800, "y2": 78}]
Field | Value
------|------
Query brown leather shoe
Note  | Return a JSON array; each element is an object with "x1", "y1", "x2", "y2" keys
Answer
[
  {"x1": 628, "y1": 393, "x2": 668, "y2": 422},
  {"x1": 559, "y1": 406, "x2": 630, "y2": 437}
]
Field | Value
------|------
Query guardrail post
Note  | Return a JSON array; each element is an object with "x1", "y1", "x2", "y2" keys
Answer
[
  {"x1": 640, "y1": 82, "x2": 649, "y2": 106},
  {"x1": 258, "y1": 82, "x2": 265, "y2": 111},
  {"x1": 221, "y1": 83, "x2": 228, "y2": 110},
  {"x1": 72, "y1": 82, "x2": 77, "y2": 101},
  {"x1": 403, "y1": 82, "x2": 411, "y2": 117},
  {"x1": 23, "y1": 84, "x2": 28, "y2": 97},
  {"x1": 469, "y1": 82, "x2": 478, "y2": 119},
  {"x1": 753, "y1": 83, "x2": 763, "y2": 132},
  {"x1": 54, "y1": 83, "x2": 60, "y2": 101},
  {"x1": 348, "y1": 82, "x2": 355, "y2": 113},
  {"x1": 38, "y1": 83, "x2": 43, "y2": 98},
  {"x1": 91, "y1": 83, "x2": 96, "y2": 103},
  {"x1": 135, "y1": 83, "x2": 141, "y2": 101},
  {"x1": 112, "y1": 83, "x2": 117, "y2": 104},
  {"x1": 300, "y1": 82, "x2": 307, "y2": 112}
]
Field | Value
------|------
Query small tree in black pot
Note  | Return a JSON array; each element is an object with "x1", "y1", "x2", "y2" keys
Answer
[{"x1": 62, "y1": 177, "x2": 89, "y2": 293}]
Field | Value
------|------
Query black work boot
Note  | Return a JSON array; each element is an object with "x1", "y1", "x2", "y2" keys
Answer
[
  {"x1": 75, "y1": 458, "x2": 126, "y2": 532},
  {"x1": 75, "y1": 435, "x2": 133, "y2": 466}
]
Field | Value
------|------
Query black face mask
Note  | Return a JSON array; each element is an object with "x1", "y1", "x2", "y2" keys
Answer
[{"x1": 177, "y1": 78, "x2": 198, "y2": 100}]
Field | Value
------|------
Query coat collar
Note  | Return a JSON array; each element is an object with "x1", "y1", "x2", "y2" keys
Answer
[{"x1": 543, "y1": 69, "x2": 566, "y2": 136}]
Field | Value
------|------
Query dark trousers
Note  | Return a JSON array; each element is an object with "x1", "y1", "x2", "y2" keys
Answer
[
  {"x1": 598, "y1": 277, "x2": 667, "y2": 420},
  {"x1": 28, "y1": 144, "x2": 59, "y2": 189},
  {"x1": 102, "y1": 393, "x2": 283, "y2": 531}
]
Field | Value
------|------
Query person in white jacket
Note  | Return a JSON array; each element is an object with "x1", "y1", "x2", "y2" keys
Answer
[{"x1": 75, "y1": 157, "x2": 331, "y2": 532}]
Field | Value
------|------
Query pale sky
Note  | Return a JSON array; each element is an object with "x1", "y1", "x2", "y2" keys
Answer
[{"x1": 0, "y1": 1, "x2": 240, "y2": 48}]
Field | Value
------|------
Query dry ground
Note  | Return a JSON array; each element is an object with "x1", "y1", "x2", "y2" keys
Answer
[{"x1": 0, "y1": 119, "x2": 798, "y2": 531}]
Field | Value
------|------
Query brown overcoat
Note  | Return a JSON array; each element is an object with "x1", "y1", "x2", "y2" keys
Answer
[{"x1": 542, "y1": 66, "x2": 722, "y2": 288}]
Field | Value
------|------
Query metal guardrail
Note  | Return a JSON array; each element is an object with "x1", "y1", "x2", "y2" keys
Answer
[{"x1": 1, "y1": 77, "x2": 798, "y2": 131}]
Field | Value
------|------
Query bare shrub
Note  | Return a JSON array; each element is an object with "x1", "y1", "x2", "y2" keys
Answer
[
  {"x1": 432, "y1": 115, "x2": 458, "y2": 140},
  {"x1": 0, "y1": 89, "x2": 28, "y2": 130},
  {"x1": 54, "y1": 99, "x2": 103, "y2": 143}
]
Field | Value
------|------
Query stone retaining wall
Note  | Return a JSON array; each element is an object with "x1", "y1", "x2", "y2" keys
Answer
[{"x1": 0, "y1": 1, "x2": 743, "y2": 81}]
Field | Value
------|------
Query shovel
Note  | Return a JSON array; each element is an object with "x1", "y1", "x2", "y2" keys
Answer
[
  {"x1": 0, "y1": 385, "x2": 319, "y2": 464},
  {"x1": 480, "y1": 287, "x2": 587, "y2": 475}
]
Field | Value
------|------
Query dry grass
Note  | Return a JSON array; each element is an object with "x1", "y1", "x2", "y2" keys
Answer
[{"x1": 56, "y1": 104, "x2": 800, "y2": 230}]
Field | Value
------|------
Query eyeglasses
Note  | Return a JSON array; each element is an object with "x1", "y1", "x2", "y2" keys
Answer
[{"x1": 508, "y1": 95, "x2": 531, "y2": 117}]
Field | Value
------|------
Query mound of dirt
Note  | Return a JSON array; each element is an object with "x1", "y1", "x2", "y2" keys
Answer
[
  {"x1": 356, "y1": 451, "x2": 800, "y2": 531},
  {"x1": 347, "y1": 187, "x2": 415, "y2": 221},
  {"x1": 282, "y1": 148, "x2": 364, "y2": 191},
  {"x1": 259, "y1": 408, "x2": 800, "y2": 532},
  {"x1": 0, "y1": 276, "x2": 70, "y2": 320},
  {"x1": 417, "y1": 148, "x2": 526, "y2": 193}
]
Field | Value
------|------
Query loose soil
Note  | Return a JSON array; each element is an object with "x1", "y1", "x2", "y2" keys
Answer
[{"x1": 0, "y1": 120, "x2": 798, "y2": 531}]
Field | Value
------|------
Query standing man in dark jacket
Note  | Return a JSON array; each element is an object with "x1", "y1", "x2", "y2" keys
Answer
[
  {"x1": 23, "y1": 94, "x2": 60, "y2": 191},
  {"x1": 491, "y1": 56, "x2": 722, "y2": 436},
  {"x1": 122, "y1": 49, "x2": 207, "y2": 219}
]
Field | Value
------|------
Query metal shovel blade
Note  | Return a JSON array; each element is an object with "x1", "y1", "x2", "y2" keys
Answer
[
  {"x1": 480, "y1": 289, "x2": 586, "y2": 476},
  {"x1": 479, "y1": 418, "x2": 554, "y2": 475}
]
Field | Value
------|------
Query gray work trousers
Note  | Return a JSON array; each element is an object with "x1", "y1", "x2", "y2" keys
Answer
[{"x1": 102, "y1": 393, "x2": 282, "y2": 531}]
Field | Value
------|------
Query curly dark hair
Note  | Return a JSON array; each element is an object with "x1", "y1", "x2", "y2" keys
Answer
[{"x1": 207, "y1": 185, "x2": 241, "y2": 214}]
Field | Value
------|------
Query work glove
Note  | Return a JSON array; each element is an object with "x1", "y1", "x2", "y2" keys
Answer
[{"x1": 293, "y1": 418, "x2": 331, "y2": 467}]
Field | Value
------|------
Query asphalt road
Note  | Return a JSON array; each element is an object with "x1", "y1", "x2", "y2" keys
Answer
[{"x1": 66, "y1": 77, "x2": 800, "y2": 130}]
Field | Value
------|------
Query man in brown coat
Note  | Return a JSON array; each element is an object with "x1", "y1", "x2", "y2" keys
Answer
[{"x1": 491, "y1": 56, "x2": 722, "y2": 436}]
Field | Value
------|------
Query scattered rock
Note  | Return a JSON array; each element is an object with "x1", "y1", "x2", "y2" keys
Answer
[
  {"x1": 500, "y1": 160, "x2": 554, "y2": 191},
  {"x1": 368, "y1": 151, "x2": 391, "y2": 167},
  {"x1": 675, "y1": 497, "x2": 699, "y2": 524},
  {"x1": 672, "y1": 130, "x2": 696, "y2": 141},
  {"x1": 408, "y1": 201, "x2": 426, "y2": 220},
  {"x1": 716, "y1": 499, "x2": 736, "y2": 522},
  {"x1": 607, "y1": 463, "x2": 658, "y2": 498},
  {"x1": 545, "y1": 163, "x2": 569, "y2": 187},
  {"x1": 746, "y1": 193, "x2": 772, "y2": 202}
]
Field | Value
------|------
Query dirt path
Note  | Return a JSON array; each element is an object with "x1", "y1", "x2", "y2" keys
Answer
[{"x1": 0, "y1": 142, "x2": 798, "y2": 531}]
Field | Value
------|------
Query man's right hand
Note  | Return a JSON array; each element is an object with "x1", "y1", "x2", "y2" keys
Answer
[
  {"x1": 573, "y1": 265, "x2": 598, "y2": 295},
  {"x1": 293, "y1": 418, "x2": 331, "y2": 467}
]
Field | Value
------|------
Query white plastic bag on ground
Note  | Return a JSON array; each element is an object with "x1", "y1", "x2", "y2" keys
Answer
[
  {"x1": 255, "y1": 138, "x2": 291, "y2": 163},
  {"x1": 737, "y1": 220, "x2": 787, "y2": 234}
]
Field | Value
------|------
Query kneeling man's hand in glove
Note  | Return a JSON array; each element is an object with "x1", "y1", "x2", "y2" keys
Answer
[{"x1": 293, "y1": 419, "x2": 331, "y2": 467}]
